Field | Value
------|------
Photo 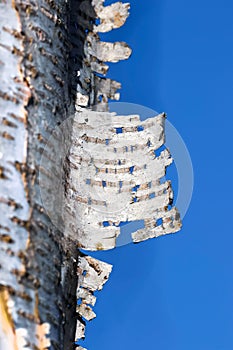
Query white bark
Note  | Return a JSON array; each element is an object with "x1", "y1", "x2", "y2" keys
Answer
[
  {"x1": 0, "y1": 0, "x2": 131, "y2": 348},
  {"x1": 0, "y1": 0, "x2": 181, "y2": 349},
  {"x1": 63, "y1": 111, "x2": 181, "y2": 251},
  {"x1": 0, "y1": 0, "x2": 77, "y2": 348}
]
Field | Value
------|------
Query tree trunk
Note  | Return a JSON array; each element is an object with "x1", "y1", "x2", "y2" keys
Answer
[
  {"x1": 0, "y1": 1, "x2": 181, "y2": 349},
  {"x1": 0, "y1": 0, "x2": 77, "y2": 348},
  {"x1": 0, "y1": 0, "x2": 131, "y2": 349}
]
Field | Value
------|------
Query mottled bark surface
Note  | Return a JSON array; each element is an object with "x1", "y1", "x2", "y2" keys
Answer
[
  {"x1": 0, "y1": 1, "x2": 181, "y2": 349},
  {"x1": 0, "y1": 0, "x2": 78, "y2": 348},
  {"x1": 0, "y1": 0, "x2": 131, "y2": 348}
]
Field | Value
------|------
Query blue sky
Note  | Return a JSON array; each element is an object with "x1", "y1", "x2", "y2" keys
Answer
[{"x1": 80, "y1": 1, "x2": 233, "y2": 349}]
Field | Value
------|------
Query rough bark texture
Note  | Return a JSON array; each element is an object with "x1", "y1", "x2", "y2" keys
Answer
[
  {"x1": 0, "y1": 0, "x2": 77, "y2": 348},
  {"x1": 0, "y1": 0, "x2": 131, "y2": 348},
  {"x1": 0, "y1": 1, "x2": 181, "y2": 349}
]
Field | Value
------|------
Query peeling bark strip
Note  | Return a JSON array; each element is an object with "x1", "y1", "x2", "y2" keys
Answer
[
  {"x1": 64, "y1": 111, "x2": 182, "y2": 251},
  {"x1": 75, "y1": 255, "x2": 112, "y2": 342},
  {"x1": 71, "y1": 0, "x2": 131, "y2": 108},
  {"x1": 68, "y1": 0, "x2": 181, "y2": 347},
  {"x1": 1, "y1": 0, "x2": 181, "y2": 349}
]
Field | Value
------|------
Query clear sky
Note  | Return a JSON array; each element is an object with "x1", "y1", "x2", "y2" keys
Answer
[{"x1": 80, "y1": 1, "x2": 233, "y2": 349}]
